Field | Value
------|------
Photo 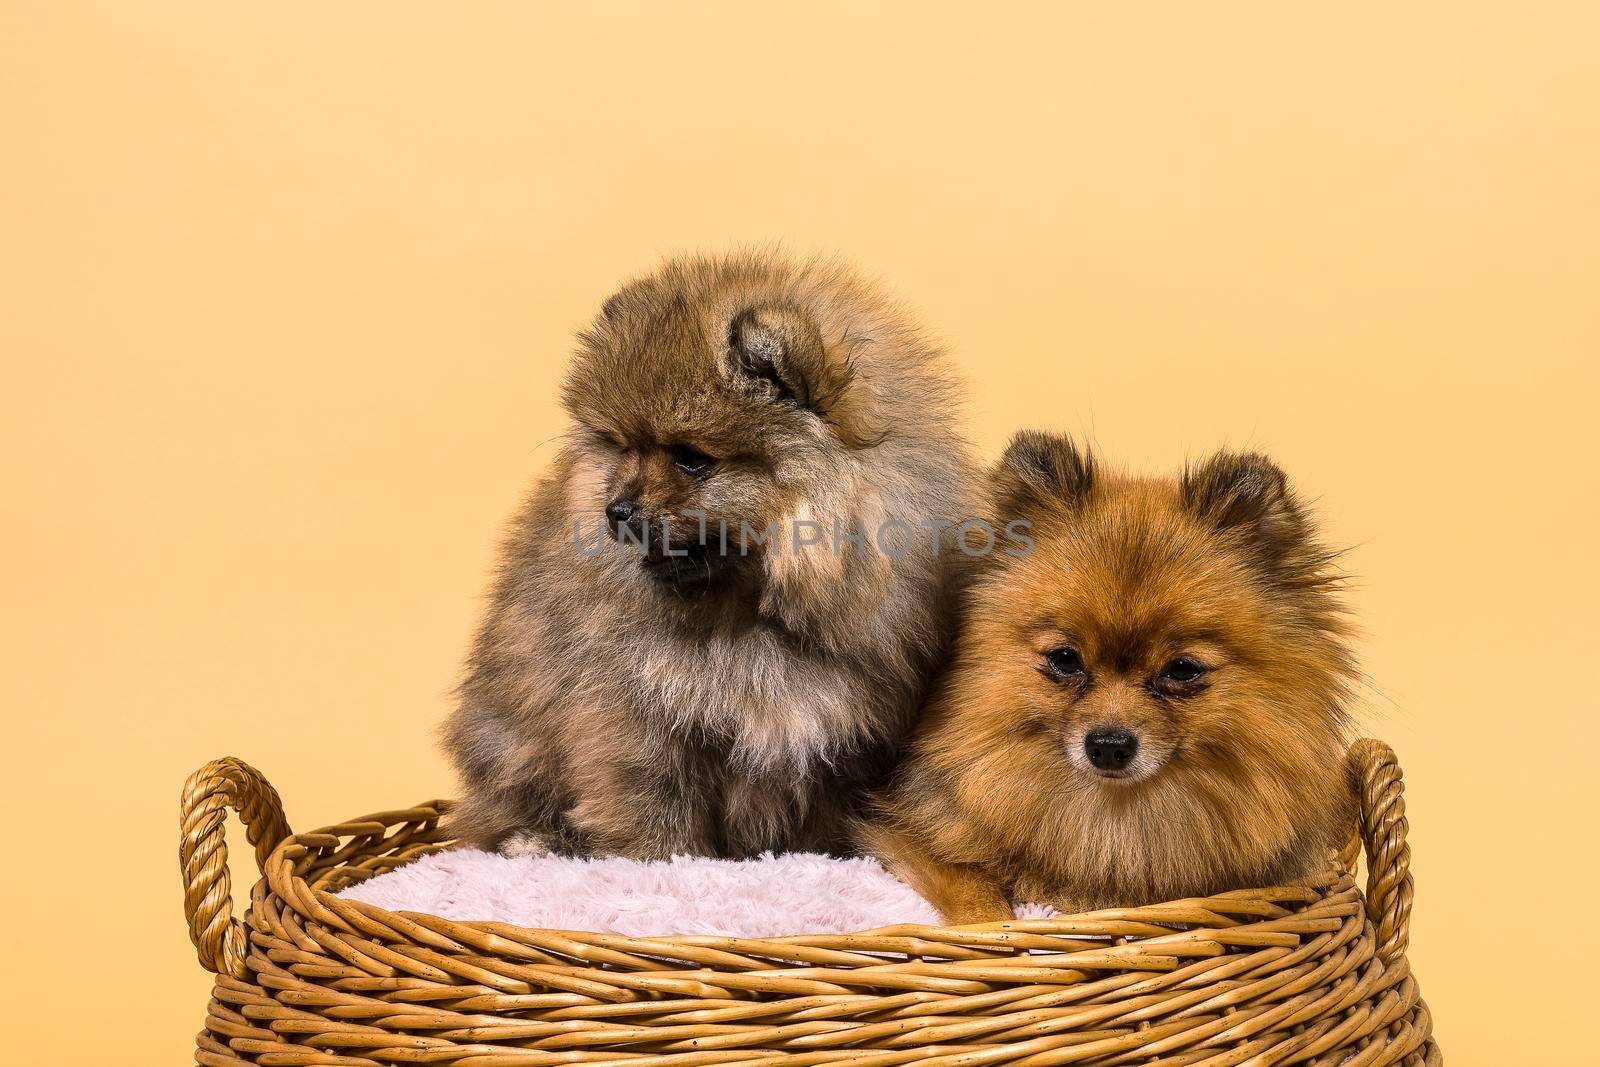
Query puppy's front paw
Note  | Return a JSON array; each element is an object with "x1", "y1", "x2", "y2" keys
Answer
[{"x1": 500, "y1": 831, "x2": 552, "y2": 858}]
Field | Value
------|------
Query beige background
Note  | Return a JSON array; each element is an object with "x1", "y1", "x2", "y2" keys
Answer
[{"x1": 3, "y1": 3, "x2": 1596, "y2": 1062}]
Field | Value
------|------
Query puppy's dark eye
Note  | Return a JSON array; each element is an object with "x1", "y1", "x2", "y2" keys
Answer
[
  {"x1": 1043, "y1": 646, "x2": 1085, "y2": 679},
  {"x1": 670, "y1": 444, "x2": 716, "y2": 477},
  {"x1": 1160, "y1": 657, "x2": 1207, "y2": 684}
]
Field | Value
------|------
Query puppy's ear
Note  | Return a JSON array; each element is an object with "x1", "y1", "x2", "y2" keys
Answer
[
  {"x1": 992, "y1": 431, "x2": 1096, "y2": 519},
  {"x1": 1181, "y1": 451, "x2": 1311, "y2": 566},
  {"x1": 727, "y1": 305, "x2": 874, "y2": 444}
]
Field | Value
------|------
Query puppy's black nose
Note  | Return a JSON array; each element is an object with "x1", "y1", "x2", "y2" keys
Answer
[
  {"x1": 605, "y1": 498, "x2": 637, "y2": 523},
  {"x1": 1084, "y1": 728, "x2": 1138, "y2": 772}
]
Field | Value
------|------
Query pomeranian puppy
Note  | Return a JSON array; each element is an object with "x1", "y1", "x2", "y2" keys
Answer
[
  {"x1": 863, "y1": 432, "x2": 1356, "y2": 922},
  {"x1": 444, "y1": 252, "x2": 975, "y2": 859}
]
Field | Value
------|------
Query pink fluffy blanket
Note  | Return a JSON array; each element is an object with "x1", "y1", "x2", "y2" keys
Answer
[{"x1": 337, "y1": 850, "x2": 1056, "y2": 937}]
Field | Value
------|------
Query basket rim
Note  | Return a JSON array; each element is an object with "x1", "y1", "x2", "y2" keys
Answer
[
  {"x1": 272, "y1": 801, "x2": 1358, "y2": 946},
  {"x1": 182, "y1": 738, "x2": 1415, "y2": 973}
]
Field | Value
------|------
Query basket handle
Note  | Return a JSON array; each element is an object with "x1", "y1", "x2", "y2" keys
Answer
[
  {"x1": 179, "y1": 757, "x2": 292, "y2": 977},
  {"x1": 1348, "y1": 738, "x2": 1415, "y2": 967}
]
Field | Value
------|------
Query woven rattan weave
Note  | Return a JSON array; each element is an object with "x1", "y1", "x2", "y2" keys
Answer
[{"x1": 180, "y1": 738, "x2": 1438, "y2": 1066}]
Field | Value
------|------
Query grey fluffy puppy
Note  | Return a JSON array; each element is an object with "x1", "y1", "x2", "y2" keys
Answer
[{"x1": 444, "y1": 252, "x2": 976, "y2": 859}]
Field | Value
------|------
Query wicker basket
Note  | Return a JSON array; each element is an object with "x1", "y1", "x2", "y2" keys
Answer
[{"x1": 179, "y1": 738, "x2": 1438, "y2": 1066}]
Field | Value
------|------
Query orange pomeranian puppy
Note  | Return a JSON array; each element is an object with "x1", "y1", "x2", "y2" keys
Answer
[{"x1": 863, "y1": 432, "x2": 1357, "y2": 923}]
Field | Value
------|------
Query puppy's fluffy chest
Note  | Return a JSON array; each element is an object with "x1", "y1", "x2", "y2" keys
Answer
[{"x1": 616, "y1": 613, "x2": 886, "y2": 769}]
